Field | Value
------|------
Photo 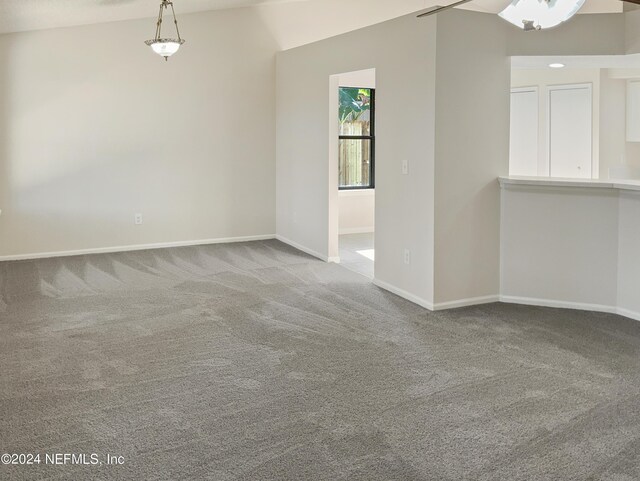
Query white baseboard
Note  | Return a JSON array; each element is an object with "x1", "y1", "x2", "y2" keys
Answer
[
  {"x1": 275, "y1": 235, "x2": 331, "y2": 262},
  {"x1": 339, "y1": 227, "x2": 375, "y2": 235},
  {"x1": 500, "y1": 295, "x2": 640, "y2": 322},
  {"x1": 0, "y1": 234, "x2": 276, "y2": 262},
  {"x1": 433, "y1": 295, "x2": 501, "y2": 311},
  {"x1": 372, "y1": 278, "x2": 501, "y2": 312},
  {"x1": 616, "y1": 307, "x2": 640, "y2": 322},
  {"x1": 499, "y1": 295, "x2": 617, "y2": 314},
  {"x1": 368, "y1": 280, "x2": 640, "y2": 323},
  {"x1": 373, "y1": 278, "x2": 434, "y2": 310}
]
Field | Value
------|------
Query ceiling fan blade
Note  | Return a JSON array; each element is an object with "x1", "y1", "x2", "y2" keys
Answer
[{"x1": 417, "y1": 0, "x2": 476, "y2": 18}]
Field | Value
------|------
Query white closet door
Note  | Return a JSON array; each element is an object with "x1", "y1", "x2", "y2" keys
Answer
[
  {"x1": 509, "y1": 88, "x2": 539, "y2": 176},
  {"x1": 549, "y1": 84, "x2": 592, "y2": 179}
]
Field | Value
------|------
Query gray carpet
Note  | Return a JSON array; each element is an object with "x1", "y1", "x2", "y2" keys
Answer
[{"x1": 1, "y1": 240, "x2": 640, "y2": 481}]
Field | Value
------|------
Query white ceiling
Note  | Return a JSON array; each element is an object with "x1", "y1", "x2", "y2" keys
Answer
[
  {"x1": 0, "y1": 0, "x2": 309, "y2": 34},
  {"x1": 0, "y1": 0, "x2": 624, "y2": 35}
]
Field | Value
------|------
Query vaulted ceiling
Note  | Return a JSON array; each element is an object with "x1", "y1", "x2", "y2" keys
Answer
[
  {"x1": 0, "y1": 0, "x2": 309, "y2": 34},
  {"x1": 0, "y1": 0, "x2": 624, "y2": 36}
]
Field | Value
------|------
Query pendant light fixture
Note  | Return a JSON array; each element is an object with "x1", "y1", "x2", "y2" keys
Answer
[{"x1": 145, "y1": 0, "x2": 185, "y2": 61}]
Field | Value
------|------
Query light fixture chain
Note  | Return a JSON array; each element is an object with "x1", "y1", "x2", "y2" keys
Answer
[
  {"x1": 170, "y1": 2, "x2": 182, "y2": 42},
  {"x1": 155, "y1": 2, "x2": 164, "y2": 40}
]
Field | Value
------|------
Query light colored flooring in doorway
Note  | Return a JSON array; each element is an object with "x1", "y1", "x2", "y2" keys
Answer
[{"x1": 339, "y1": 232, "x2": 374, "y2": 278}]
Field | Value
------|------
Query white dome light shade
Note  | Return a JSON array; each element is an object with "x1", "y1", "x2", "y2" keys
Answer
[
  {"x1": 146, "y1": 39, "x2": 185, "y2": 59},
  {"x1": 499, "y1": 0, "x2": 586, "y2": 31}
]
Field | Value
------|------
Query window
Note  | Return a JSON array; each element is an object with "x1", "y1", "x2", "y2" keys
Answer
[{"x1": 339, "y1": 87, "x2": 375, "y2": 189}]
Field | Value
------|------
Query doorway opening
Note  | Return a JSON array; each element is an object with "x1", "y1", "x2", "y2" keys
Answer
[{"x1": 329, "y1": 68, "x2": 376, "y2": 278}]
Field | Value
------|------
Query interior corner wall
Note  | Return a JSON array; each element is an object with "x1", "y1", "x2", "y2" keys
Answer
[
  {"x1": 0, "y1": 8, "x2": 277, "y2": 258},
  {"x1": 433, "y1": 11, "x2": 510, "y2": 306},
  {"x1": 276, "y1": 13, "x2": 437, "y2": 305}
]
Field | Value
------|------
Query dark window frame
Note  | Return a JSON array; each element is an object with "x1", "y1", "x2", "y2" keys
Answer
[{"x1": 339, "y1": 87, "x2": 375, "y2": 190}]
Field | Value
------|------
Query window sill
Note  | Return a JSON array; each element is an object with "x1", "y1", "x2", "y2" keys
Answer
[{"x1": 338, "y1": 188, "x2": 375, "y2": 196}]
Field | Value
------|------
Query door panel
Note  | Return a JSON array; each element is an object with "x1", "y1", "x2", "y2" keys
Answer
[
  {"x1": 549, "y1": 85, "x2": 592, "y2": 179},
  {"x1": 509, "y1": 88, "x2": 539, "y2": 176}
]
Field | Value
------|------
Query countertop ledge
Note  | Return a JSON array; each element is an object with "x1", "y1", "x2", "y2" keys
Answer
[{"x1": 499, "y1": 176, "x2": 640, "y2": 192}]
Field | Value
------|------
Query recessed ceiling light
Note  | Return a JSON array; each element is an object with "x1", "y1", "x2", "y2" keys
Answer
[{"x1": 549, "y1": 63, "x2": 565, "y2": 69}]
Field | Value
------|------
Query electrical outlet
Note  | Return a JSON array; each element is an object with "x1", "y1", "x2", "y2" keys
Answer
[
  {"x1": 134, "y1": 213, "x2": 143, "y2": 225},
  {"x1": 404, "y1": 249, "x2": 410, "y2": 265},
  {"x1": 402, "y1": 159, "x2": 409, "y2": 175}
]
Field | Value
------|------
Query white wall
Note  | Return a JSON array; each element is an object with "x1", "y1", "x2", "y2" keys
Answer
[
  {"x1": 603, "y1": 70, "x2": 640, "y2": 175},
  {"x1": 626, "y1": 9, "x2": 640, "y2": 54},
  {"x1": 276, "y1": 12, "x2": 437, "y2": 304},
  {"x1": 617, "y1": 192, "x2": 640, "y2": 317},
  {"x1": 600, "y1": 72, "x2": 640, "y2": 177},
  {"x1": 338, "y1": 190, "x2": 374, "y2": 235},
  {"x1": 600, "y1": 70, "x2": 629, "y2": 178},
  {"x1": 274, "y1": 9, "x2": 637, "y2": 315},
  {"x1": 432, "y1": 11, "x2": 510, "y2": 306},
  {"x1": 276, "y1": 10, "x2": 627, "y2": 310},
  {"x1": 431, "y1": 12, "x2": 624, "y2": 307},
  {"x1": 507, "y1": 13, "x2": 624, "y2": 56},
  {"x1": 500, "y1": 181, "x2": 640, "y2": 320},
  {"x1": 337, "y1": 68, "x2": 376, "y2": 89},
  {"x1": 2, "y1": 1, "x2": 632, "y2": 317},
  {"x1": 0, "y1": 9, "x2": 277, "y2": 258},
  {"x1": 501, "y1": 184, "x2": 619, "y2": 308},
  {"x1": 424, "y1": 11, "x2": 624, "y2": 308}
]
